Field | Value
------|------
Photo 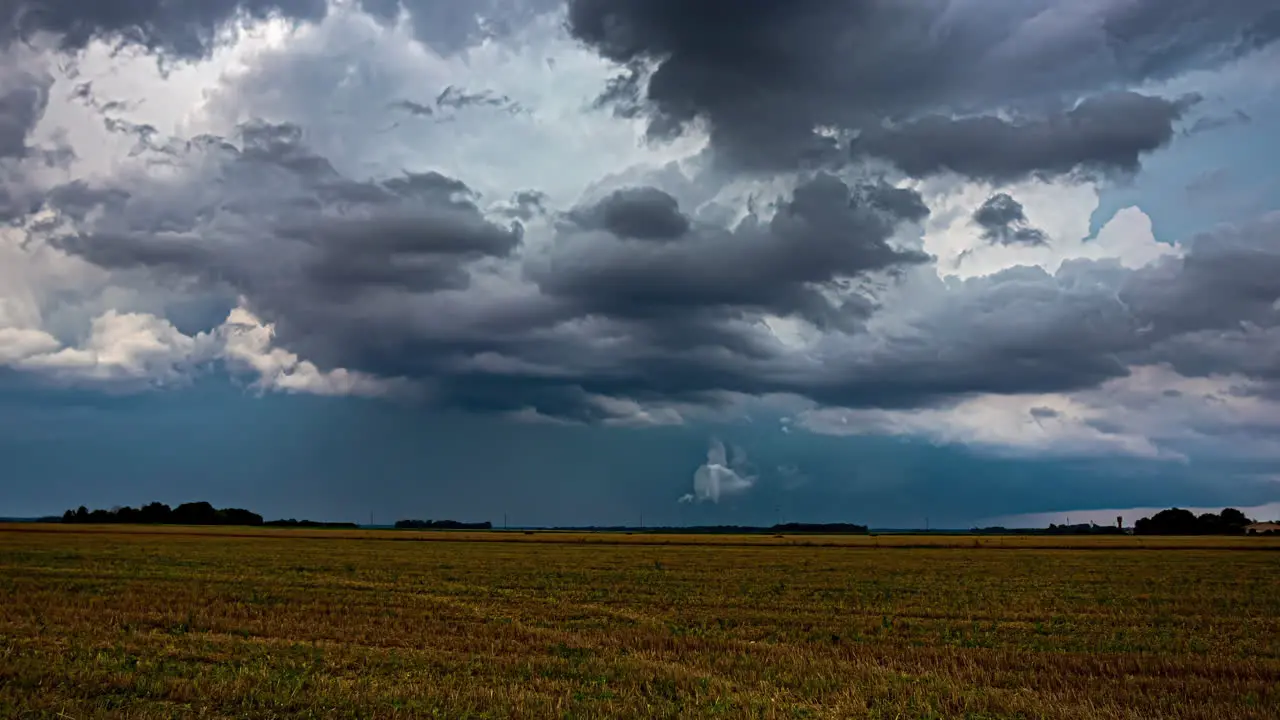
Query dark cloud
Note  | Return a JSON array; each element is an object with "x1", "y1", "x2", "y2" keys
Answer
[
  {"x1": 390, "y1": 85, "x2": 526, "y2": 126},
  {"x1": 1, "y1": 0, "x2": 327, "y2": 58},
  {"x1": 858, "y1": 180, "x2": 930, "y2": 224},
  {"x1": 567, "y1": 0, "x2": 1277, "y2": 175},
  {"x1": 37, "y1": 159, "x2": 1280, "y2": 420},
  {"x1": 0, "y1": 65, "x2": 53, "y2": 222},
  {"x1": 0, "y1": 0, "x2": 563, "y2": 58},
  {"x1": 35, "y1": 117, "x2": 937, "y2": 418},
  {"x1": 499, "y1": 190, "x2": 548, "y2": 221},
  {"x1": 536, "y1": 173, "x2": 931, "y2": 331},
  {"x1": 806, "y1": 215, "x2": 1280, "y2": 408},
  {"x1": 1030, "y1": 407, "x2": 1060, "y2": 420},
  {"x1": 46, "y1": 119, "x2": 522, "y2": 317},
  {"x1": 853, "y1": 92, "x2": 1197, "y2": 183},
  {"x1": 388, "y1": 99, "x2": 434, "y2": 117},
  {"x1": 40, "y1": 107, "x2": 1280, "y2": 420},
  {"x1": 1183, "y1": 109, "x2": 1253, "y2": 136},
  {"x1": 0, "y1": 69, "x2": 48, "y2": 160},
  {"x1": 19, "y1": 0, "x2": 1280, "y2": 426},
  {"x1": 435, "y1": 85, "x2": 523, "y2": 115},
  {"x1": 972, "y1": 194, "x2": 1049, "y2": 247},
  {"x1": 567, "y1": 186, "x2": 690, "y2": 241},
  {"x1": 0, "y1": 182, "x2": 41, "y2": 223}
]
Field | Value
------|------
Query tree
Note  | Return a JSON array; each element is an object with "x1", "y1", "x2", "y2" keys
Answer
[
  {"x1": 1219, "y1": 508, "x2": 1252, "y2": 530},
  {"x1": 1134, "y1": 507, "x2": 1256, "y2": 535},
  {"x1": 1134, "y1": 508, "x2": 1199, "y2": 535}
]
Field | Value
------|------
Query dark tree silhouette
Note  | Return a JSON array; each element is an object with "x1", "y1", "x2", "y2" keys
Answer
[
  {"x1": 1134, "y1": 508, "x2": 1254, "y2": 535},
  {"x1": 61, "y1": 502, "x2": 264, "y2": 527}
]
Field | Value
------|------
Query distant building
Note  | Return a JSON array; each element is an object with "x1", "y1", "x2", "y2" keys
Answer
[{"x1": 1245, "y1": 522, "x2": 1280, "y2": 535}]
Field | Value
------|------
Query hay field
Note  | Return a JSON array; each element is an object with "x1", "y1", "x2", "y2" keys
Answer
[{"x1": 1, "y1": 526, "x2": 1278, "y2": 719}]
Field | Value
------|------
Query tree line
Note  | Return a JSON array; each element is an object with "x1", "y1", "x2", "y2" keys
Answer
[
  {"x1": 63, "y1": 502, "x2": 263, "y2": 526},
  {"x1": 539, "y1": 523, "x2": 869, "y2": 535},
  {"x1": 62, "y1": 502, "x2": 352, "y2": 528},
  {"x1": 394, "y1": 519, "x2": 493, "y2": 530},
  {"x1": 1133, "y1": 508, "x2": 1257, "y2": 535}
]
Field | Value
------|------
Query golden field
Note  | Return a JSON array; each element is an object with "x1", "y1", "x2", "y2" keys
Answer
[{"x1": 1, "y1": 525, "x2": 1278, "y2": 719}]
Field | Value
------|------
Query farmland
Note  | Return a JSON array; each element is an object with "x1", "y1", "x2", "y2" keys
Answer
[{"x1": 1, "y1": 526, "x2": 1278, "y2": 719}]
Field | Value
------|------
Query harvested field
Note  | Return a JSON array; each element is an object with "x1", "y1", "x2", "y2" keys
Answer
[{"x1": 1, "y1": 525, "x2": 1277, "y2": 719}]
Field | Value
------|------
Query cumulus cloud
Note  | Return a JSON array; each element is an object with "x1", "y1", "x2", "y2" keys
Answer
[
  {"x1": 0, "y1": 0, "x2": 1277, "y2": 471},
  {"x1": 679, "y1": 438, "x2": 755, "y2": 504},
  {"x1": 217, "y1": 306, "x2": 409, "y2": 397}
]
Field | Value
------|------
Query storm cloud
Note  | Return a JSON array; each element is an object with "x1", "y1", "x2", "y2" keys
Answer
[
  {"x1": 854, "y1": 92, "x2": 1197, "y2": 183},
  {"x1": 37, "y1": 104, "x2": 1280, "y2": 419},
  {"x1": 567, "y1": 0, "x2": 1278, "y2": 175},
  {"x1": 0, "y1": 0, "x2": 560, "y2": 57},
  {"x1": 1, "y1": 0, "x2": 327, "y2": 57},
  {"x1": 4, "y1": 0, "x2": 1280, "y2": 438},
  {"x1": 0, "y1": 69, "x2": 48, "y2": 160}
]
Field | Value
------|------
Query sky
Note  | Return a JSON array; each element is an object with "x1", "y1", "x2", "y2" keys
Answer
[{"x1": 2, "y1": 0, "x2": 1280, "y2": 527}]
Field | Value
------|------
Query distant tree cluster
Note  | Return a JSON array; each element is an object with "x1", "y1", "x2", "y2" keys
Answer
[
  {"x1": 1134, "y1": 508, "x2": 1253, "y2": 535},
  {"x1": 1043, "y1": 522, "x2": 1125, "y2": 535},
  {"x1": 62, "y1": 502, "x2": 263, "y2": 526},
  {"x1": 264, "y1": 519, "x2": 360, "y2": 529},
  {"x1": 972, "y1": 523, "x2": 1124, "y2": 536},
  {"x1": 395, "y1": 519, "x2": 493, "y2": 530},
  {"x1": 544, "y1": 524, "x2": 869, "y2": 535},
  {"x1": 771, "y1": 523, "x2": 869, "y2": 534}
]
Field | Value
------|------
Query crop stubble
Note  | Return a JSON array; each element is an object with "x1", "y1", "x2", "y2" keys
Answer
[{"x1": 1, "y1": 526, "x2": 1277, "y2": 719}]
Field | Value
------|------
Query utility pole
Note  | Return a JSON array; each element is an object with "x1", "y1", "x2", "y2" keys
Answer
[{"x1": 925, "y1": 516, "x2": 930, "y2": 533}]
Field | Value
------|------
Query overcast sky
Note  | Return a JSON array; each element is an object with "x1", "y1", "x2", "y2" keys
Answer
[{"x1": 2, "y1": 0, "x2": 1279, "y2": 527}]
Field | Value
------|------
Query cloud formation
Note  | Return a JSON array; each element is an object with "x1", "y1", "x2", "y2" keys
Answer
[
  {"x1": 0, "y1": 0, "x2": 1278, "y2": 472},
  {"x1": 680, "y1": 438, "x2": 755, "y2": 503},
  {"x1": 1, "y1": 0, "x2": 560, "y2": 57},
  {"x1": 973, "y1": 194, "x2": 1049, "y2": 246},
  {"x1": 2, "y1": 0, "x2": 328, "y2": 58},
  {"x1": 567, "y1": 0, "x2": 1275, "y2": 174}
]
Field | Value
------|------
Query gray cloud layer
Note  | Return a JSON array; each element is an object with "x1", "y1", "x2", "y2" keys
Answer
[
  {"x1": 854, "y1": 92, "x2": 1198, "y2": 183},
  {"x1": 25, "y1": 112, "x2": 1280, "y2": 420},
  {"x1": 4, "y1": 0, "x2": 1280, "y2": 429},
  {"x1": 2, "y1": 0, "x2": 327, "y2": 57},
  {"x1": 567, "y1": 0, "x2": 1278, "y2": 175},
  {"x1": 1, "y1": 0, "x2": 559, "y2": 57}
]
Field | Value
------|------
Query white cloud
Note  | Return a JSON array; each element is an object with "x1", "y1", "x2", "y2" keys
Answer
[
  {"x1": 797, "y1": 364, "x2": 1280, "y2": 462},
  {"x1": 9, "y1": 310, "x2": 214, "y2": 388},
  {"x1": 679, "y1": 438, "x2": 756, "y2": 504},
  {"x1": 919, "y1": 177, "x2": 1181, "y2": 280},
  {"x1": 217, "y1": 306, "x2": 410, "y2": 398},
  {"x1": 193, "y1": 5, "x2": 705, "y2": 210}
]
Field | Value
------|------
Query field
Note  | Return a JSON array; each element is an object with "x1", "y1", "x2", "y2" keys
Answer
[{"x1": 1, "y1": 526, "x2": 1278, "y2": 719}]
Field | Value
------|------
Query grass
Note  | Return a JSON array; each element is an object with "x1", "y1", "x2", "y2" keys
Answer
[{"x1": 1, "y1": 526, "x2": 1277, "y2": 719}]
